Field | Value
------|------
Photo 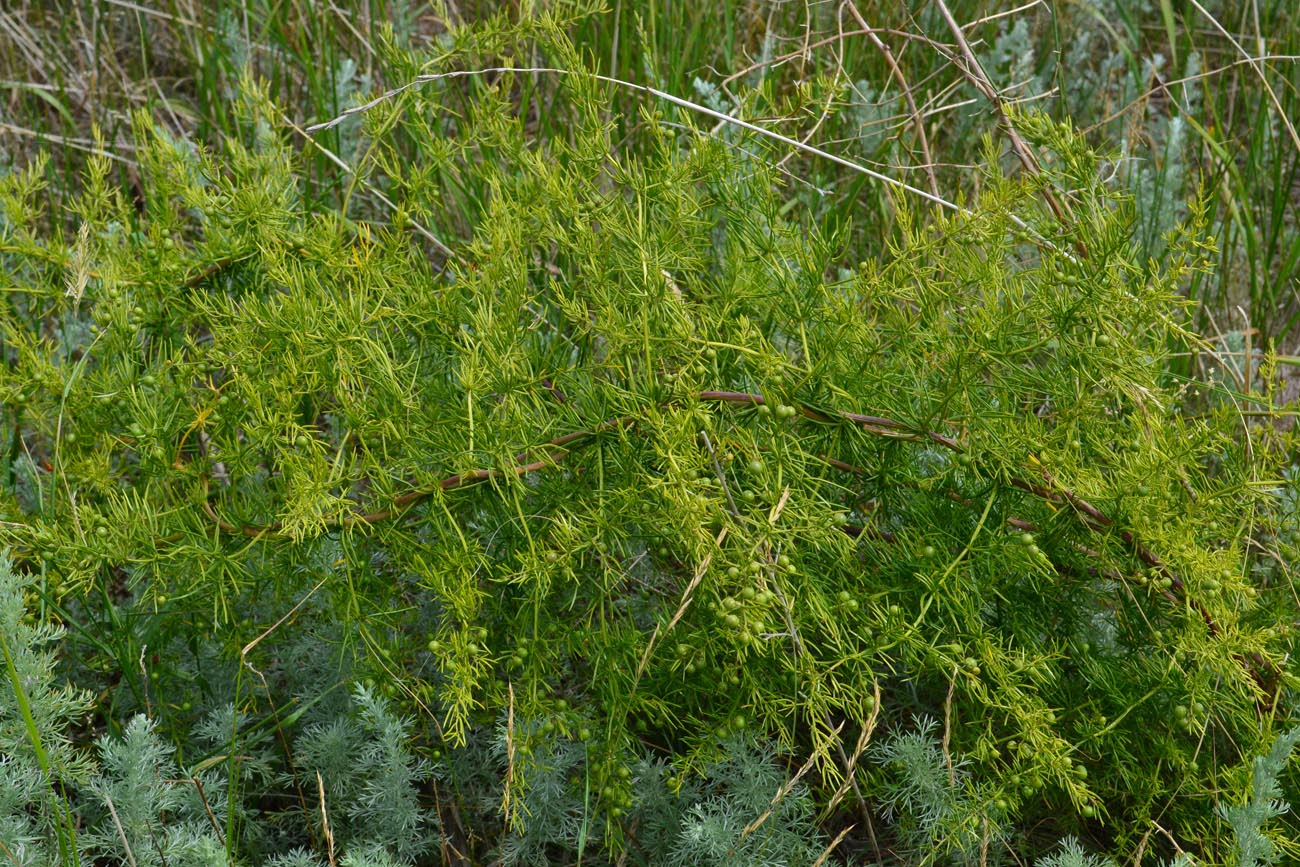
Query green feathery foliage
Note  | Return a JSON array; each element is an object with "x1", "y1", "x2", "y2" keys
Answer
[{"x1": 1, "y1": 17, "x2": 1298, "y2": 867}]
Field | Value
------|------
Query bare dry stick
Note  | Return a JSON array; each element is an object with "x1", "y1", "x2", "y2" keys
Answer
[
  {"x1": 1087, "y1": 54, "x2": 1300, "y2": 131},
  {"x1": 1186, "y1": 0, "x2": 1300, "y2": 157},
  {"x1": 302, "y1": 64, "x2": 1068, "y2": 255},
  {"x1": 721, "y1": 27, "x2": 955, "y2": 90},
  {"x1": 823, "y1": 680, "x2": 882, "y2": 823},
  {"x1": 930, "y1": 0, "x2": 1079, "y2": 237},
  {"x1": 103, "y1": 795, "x2": 139, "y2": 867},
  {"x1": 812, "y1": 824, "x2": 856, "y2": 867},
  {"x1": 502, "y1": 683, "x2": 517, "y2": 829},
  {"x1": 318, "y1": 772, "x2": 337, "y2": 867},
  {"x1": 279, "y1": 110, "x2": 455, "y2": 259},
  {"x1": 960, "y1": 0, "x2": 1047, "y2": 30},
  {"x1": 188, "y1": 776, "x2": 227, "y2": 847},
  {"x1": 634, "y1": 526, "x2": 727, "y2": 683},
  {"x1": 846, "y1": 3, "x2": 942, "y2": 200},
  {"x1": 739, "y1": 719, "x2": 843, "y2": 843}
]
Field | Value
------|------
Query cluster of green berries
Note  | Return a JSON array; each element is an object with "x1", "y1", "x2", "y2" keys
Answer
[
  {"x1": 425, "y1": 626, "x2": 491, "y2": 656},
  {"x1": 755, "y1": 403, "x2": 797, "y2": 419},
  {"x1": 1017, "y1": 531, "x2": 1048, "y2": 561},
  {"x1": 710, "y1": 573, "x2": 780, "y2": 646},
  {"x1": 1173, "y1": 701, "x2": 1205, "y2": 733}
]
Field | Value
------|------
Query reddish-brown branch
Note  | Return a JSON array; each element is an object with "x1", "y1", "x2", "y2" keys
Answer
[{"x1": 192, "y1": 388, "x2": 1277, "y2": 699}]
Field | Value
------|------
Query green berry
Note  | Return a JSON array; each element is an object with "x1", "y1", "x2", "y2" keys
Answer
[
  {"x1": 922, "y1": 545, "x2": 936, "y2": 558},
  {"x1": 748, "y1": 459, "x2": 764, "y2": 474}
]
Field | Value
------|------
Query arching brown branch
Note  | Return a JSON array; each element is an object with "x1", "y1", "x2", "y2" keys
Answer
[{"x1": 190, "y1": 387, "x2": 1278, "y2": 699}]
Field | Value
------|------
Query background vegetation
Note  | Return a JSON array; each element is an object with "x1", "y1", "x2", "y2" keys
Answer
[{"x1": 1, "y1": 1, "x2": 1299, "y2": 865}]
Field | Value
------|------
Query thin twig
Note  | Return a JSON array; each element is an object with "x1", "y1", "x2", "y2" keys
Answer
[
  {"x1": 930, "y1": 0, "x2": 1081, "y2": 245},
  {"x1": 318, "y1": 772, "x2": 337, "y2": 867},
  {"x1": 103, "y1": 794, "x2": 139, "y2": 867},
  {"x1": 180, "y1": 388, "x2": 1272, "y2": 699},
  {"x1": 845, "y1": 3, "x2": 941, "y2": 200},
  {"x1": 1185, "y1": 0, "x2": 1300, "y2": 157},
  {"x1": 302, "y1": 65, "x2": 1066, "y2": 254}
]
